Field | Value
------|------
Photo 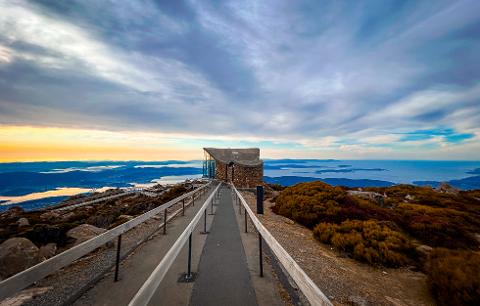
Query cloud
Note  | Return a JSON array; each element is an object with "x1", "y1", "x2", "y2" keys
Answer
[
  {"x1": 398, "y1": 128, "x2": 474, "y2": 143},
  {"x1": 0, "y1": 0, "x2": 479, "y2": 159},
  {"x1": 0, "y1": 44, "x2": 13, "y2": 64}
]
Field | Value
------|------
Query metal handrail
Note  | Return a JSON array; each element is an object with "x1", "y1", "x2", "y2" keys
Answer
[
  {"x1": 54, "y1": 190, "x2": 136, "y2": 211},
  {"x1": 128, "y1": 183, "x2": 221, "y2": 306},
  {"x1": 0, "y1": 181, "x2": 213, "y2": 301},
  {"x1": 232, "y1": 185, "x2": 333, "y2": 306}
]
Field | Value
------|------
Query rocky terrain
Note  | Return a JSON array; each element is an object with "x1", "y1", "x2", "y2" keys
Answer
[
  {"x1": 256, "y1": 181, "x2": 480, "y2": 306},
  {"x1": 0, "y1": 180, "x2": 204, "y2": 281}
]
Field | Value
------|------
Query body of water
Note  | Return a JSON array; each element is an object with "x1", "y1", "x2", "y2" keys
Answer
[
  {"x1": 264, "y1": 160, "x2": 480, "y2": 183},
  {"x1": 0, "y1": 160, "x2": 479, "y2": 211}
]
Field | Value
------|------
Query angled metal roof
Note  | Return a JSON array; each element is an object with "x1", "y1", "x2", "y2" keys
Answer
[{"x1": 204, "y1": 148, "x2": 262, "y2": 166}]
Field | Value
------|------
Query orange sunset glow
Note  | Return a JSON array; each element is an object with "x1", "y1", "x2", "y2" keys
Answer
[{"x1": 0, "y1": 126, "x2": 200, "y2": 162}]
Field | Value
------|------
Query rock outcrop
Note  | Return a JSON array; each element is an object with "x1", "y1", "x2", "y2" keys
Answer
[
  {"x1": 1, "y1": 207, "x2": 24, "y2": 220},
  {"x1": 437, "y1": 182, "x2": 459, "y2": 194},
  {"x1": 0, "y1": 237, "x2": 39, "y2": 278},
  {"x1": 416, "y1": 244, "x2": 433, "y2": 262},
  {"x1": 40, "y1": 211, "x2": 60, "y2": 221},
  {"x1": 66, "y1": 224, "x2": 106, "y2": 246},
  {"x1": 17, "y1": 217, "x2": 30, "y2": 227},
  {"x1": 348, "y1": 190, "x2": 386, "y2": 207},
  {"x1": 118, "y1": 215, "x2": 133, "y2": 222},
  {"x1": 38, "y1": 243, "x2": 57, "y2": 261}
]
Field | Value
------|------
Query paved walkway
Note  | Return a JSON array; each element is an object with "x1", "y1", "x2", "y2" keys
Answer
[
  {"x1": 74, "y1": 184, "x2": 263, "y2": 306},
  {"x1": 74, "y1": 188, "x2": 215, "y2": 306},
  {"x1": 189, "y1": 185, "x2": 258, "y2": 306}
]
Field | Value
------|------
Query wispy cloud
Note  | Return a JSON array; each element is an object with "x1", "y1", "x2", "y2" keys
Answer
[
  {"x1": 398, "y1": 128, "x2": 474, "y2": 143},
  {"x1": 0, "y1": 0, "x2": 479, "y2": 159}
]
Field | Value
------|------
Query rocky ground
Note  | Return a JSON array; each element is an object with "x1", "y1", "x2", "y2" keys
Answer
[
  {"x1": 241, "y1": 191, "x2": 435, "y2": 306},
  {"x1": 0, "y1": 181, "x2": 205, "y2": 306}
]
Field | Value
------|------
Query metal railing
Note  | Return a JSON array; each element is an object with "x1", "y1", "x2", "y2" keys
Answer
[
  {"x1": 54, "y1": 190, "x2": 136, "y2": 211},
  {"x1": 0, "y1": 181, "x2": 213, "y2": 301},
  {"x1": 232, "y1": 185, "x2": 333, "y2": 306},
  {"x1": 128, "y1": 183, "x2": 221, "y2": 306}
]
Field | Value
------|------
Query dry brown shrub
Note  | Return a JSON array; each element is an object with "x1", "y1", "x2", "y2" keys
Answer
[
  {"x1": 314, "y1": 220, "x2": 413, "y2": 267},
  {"x1": 426, "y1": 248, "x2": 480, "y2": 305},
  {"x1": 272, "y1": 181, "x2": 345, "y2": 227}
]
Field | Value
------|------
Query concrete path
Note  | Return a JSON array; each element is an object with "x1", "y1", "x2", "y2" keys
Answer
[
  {"x1": 74, "y1": 188, "x2": 216, "y2": 306},
  {"x1": 189, "y1": 185, "x2": 258, "y2": 306}
]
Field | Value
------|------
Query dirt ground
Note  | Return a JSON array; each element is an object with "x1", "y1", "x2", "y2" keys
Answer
[{"x1": 241, "y1": 191, "x2": 435, "y2": 306}]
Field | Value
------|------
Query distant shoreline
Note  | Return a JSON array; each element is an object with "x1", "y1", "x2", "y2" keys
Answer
[
  {"x1": 264, "y1": 175, "x2": 480, "y2": 190},
  {"x1": 2, "y1": 160, "x2": 480, "y2": 211}
]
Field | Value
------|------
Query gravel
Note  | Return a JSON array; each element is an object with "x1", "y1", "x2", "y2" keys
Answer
[
  {"x1": 4, "y1": 193, "x2": 203, "y2": 306},
  {"x1": 240, "y1": 191, "x2": 435, "y2": 306}
]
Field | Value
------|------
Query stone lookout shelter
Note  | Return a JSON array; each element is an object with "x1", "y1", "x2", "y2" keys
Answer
[{"x1": 203, "y1": 148, "x2": 263, "y2": 187}]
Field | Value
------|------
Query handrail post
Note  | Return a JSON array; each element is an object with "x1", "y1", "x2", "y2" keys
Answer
[
  {"x1": 204, "y1": 209, "x2": 207, "y2": 232},
  {"x1": 182, "y1": 199, "x2": 185, "y2": 216},
  {"x1": 256, "y1": 185, "x2": 264, "y2": 276},
  {"x1": 256, "y1": 186, "x2": 264, "y2": 214},
  {"x1": 187, "y1": 232, "x2": 193, "y2": 280},
  {"x1": 201, "y1": 209, "x2": 208, "y2": 234},
  {"x1": 209, "y1": 187, "x2": 217, "y2": 215},
  {"x1": 192, "y1": 194, "x2": 195, "y2": 207},
  {"x1": 209, "y1": 196, "x2": 215, "y2": 215},
  {"x1": 259, "y1": 234, "x2": 263, "y2": 277},
  {"x1": 244, "y1": 207, "x2": 248, "y2": 233},
  {"x1": 163, "y1": 209, "x2": 167, "y2": 235},
  {"x1": 114, "y1": 234, "x2": 122, "y2": 282}
]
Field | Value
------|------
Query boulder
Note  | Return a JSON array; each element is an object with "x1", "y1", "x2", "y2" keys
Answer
[
  {"x1": 7, "y1": 206, "x2": 24, "y2": 215},
  {"x1": 59, "y1": 212, "x2": 75, "y2": 221},
  {"x1": 66, "y1": 224, "x2": 107, "y2": 246},
  {"x1": 40, "y1": 211, "x2": 60, "y2": 221},
  {"x1": 38, "y1": 243, "x2": 57, "y2": 261},
  {"x1": 437, "y1": 182, "x2": 459, "y2": 194},
  {"x1": 17, "y1": 217, "x2": 30, "y2": 227},
  {"x1": 0, "y1": 287, "x2": 51, "y2": 305},
  {"x1": 0, "y1": 237, "x2": 39, "y2": 278},
  {"x1": 118, "y1": 215, "x2": 133, "y2": 222},
  {"x1": 1, "y1": 207, "x2": 24, "y2": 220},
  {"x1": 416, "y1": 244, "x2": 433, "y2": 261},
  {"x1": 348, "y1": 190, "x2": 386, "y2": 206}
]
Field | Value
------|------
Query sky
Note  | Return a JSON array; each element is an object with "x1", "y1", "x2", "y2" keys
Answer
[{"x1": 0, "y1": 0, "x2": 479, "y2": 161}]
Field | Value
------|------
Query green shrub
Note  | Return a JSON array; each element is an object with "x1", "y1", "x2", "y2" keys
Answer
[
  {"x1": 426, "y1": 248, "x2": 480, "y2": 305},
  {"x1": 313, "y1": 220, "x2": 413, "y2": 267}
]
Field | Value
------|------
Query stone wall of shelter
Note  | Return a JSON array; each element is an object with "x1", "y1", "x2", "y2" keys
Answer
[{"x1": 214, "y1": 160, "x2": 263, "y2": 187}]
